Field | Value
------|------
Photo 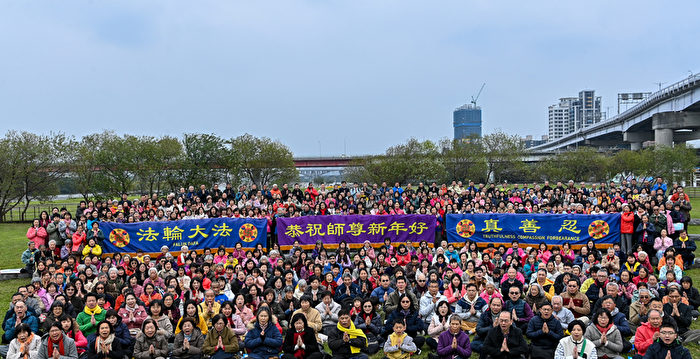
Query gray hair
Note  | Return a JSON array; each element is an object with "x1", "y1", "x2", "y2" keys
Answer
[{"x1": 551, "y1": 295, "x2": 563, "y2": 304}]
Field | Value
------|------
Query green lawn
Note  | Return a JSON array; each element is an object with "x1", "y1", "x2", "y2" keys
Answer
[{"x1": 0, "y1": 223, "x2": 31, "y2": 269}]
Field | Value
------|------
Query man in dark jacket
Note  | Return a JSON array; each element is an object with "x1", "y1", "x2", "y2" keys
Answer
[
  {"x1": 482, "y1": 311, "x2": 528, "y2": 359},
  {"x1": 328, "y1": 308, "x2": 368, "y2": 359},
  {"x1": 472, "y1": 297, "x2": 503, "y2": 355},
  {"x1": 663, "y1": 287, "x2": 693, "y2": 336},
  {"x1": 525, "y1": 303, "x2": 564, "y2": 359},
  {"x1": 643, "y1": 322, "x2": 691, "y2": 359}
]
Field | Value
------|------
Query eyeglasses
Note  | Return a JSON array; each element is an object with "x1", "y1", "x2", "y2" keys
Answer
[
  {"x1": 401, "y1": 300, "x2": 410, "y2": 303},
  {"x1": 660, "y1": 331, "x2": 676, "y2": 336},
  {"x1": 509, "y1": 292, "x2": 519, "y2": 295},
  {"x1": 639, "y1": 295, "x2": 650, "y2": 298}
]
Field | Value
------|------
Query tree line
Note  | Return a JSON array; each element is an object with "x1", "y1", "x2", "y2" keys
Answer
[
  {"x1": 345, "y1": 131, "x2": 697, "y2": 186},
  {"x1": 0, "y1": 130, "x2": 695, "y2": 222},
  {"x1": 0, "y1": 131, "x2": 298, "y2": 221}
]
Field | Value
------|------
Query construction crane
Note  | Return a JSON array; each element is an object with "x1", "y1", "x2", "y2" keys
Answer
[{"x1": 471, "y1": 83, "x2": 486, "y2": 107}]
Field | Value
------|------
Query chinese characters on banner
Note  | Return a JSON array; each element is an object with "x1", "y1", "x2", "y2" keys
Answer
[
  {"x1": 99, "y1": 218, "x2": 267, "y2": 253},
  {"x1": 446, "y1": 213, "x2": 621, "y2": 246},
  {"x1": 277, "y1": 214, "x2": 436, "y2": 249}
]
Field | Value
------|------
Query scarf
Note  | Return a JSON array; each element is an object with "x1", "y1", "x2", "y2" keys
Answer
[
  {"x1": 389, "y1": 332, "x2": 408, "y2": 349},
  {"x1": 595, "y1": 324, "x2": 612, "y2": 335},
  {"x1": 84, "y1": 305, "x2": 102, "y2": 316},
  {"x1": 19, "y1": 333, "x2": 35, "y2": 359},
  {"x1": 336, "y1": 321, "x2": 367, "y2": 353},
  {"x1": 293, "y1": 331, "x2": 306, "y2": 359},
  {"x1": 95, "y1": 334, "x2": 115, "y2": 354},
  {"x1": 47, "y1": 335, "x2": 65, "y2": 357}
]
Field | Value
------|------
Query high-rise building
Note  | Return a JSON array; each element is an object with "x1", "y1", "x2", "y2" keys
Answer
[
  {"x1": 548, "y1": 90, "x2": 602, "y2": 141},
  {"x1": 453, "y1": 104, "x2": 482, "y2": 141}
]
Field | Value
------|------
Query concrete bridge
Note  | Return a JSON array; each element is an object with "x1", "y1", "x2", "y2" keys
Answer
[{"x1": 532, "y1": 74, "x2": 700, "y2": 152}]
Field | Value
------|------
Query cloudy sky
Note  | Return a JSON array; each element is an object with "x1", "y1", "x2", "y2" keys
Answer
[{"x1": 0, "y1": 1, "x2": 698, "y2": 156}]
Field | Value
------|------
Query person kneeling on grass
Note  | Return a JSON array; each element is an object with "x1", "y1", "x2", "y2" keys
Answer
[{"x1": 383, "y1": 319, "x2": 417, "y2": 359}]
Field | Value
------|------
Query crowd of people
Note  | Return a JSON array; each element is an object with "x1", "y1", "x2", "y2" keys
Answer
[{"x1": 4, "y1": 177, "x2": 697, "y2": 359}]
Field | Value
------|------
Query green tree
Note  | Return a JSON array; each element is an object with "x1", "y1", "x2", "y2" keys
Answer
[
  {"x1": 481, "y1": 131, "x2": 524, "y2": 183},
  {"x1": 646, "y1": 144, "x2": 696, "y2": 184},
  {"x1": 0, "y1": 131, "x2": 68, "y2": 222},
  {"x1": 346, "y1": 138, "x2": 446, "y2": 184},
  {"x1": 230, "y1": 134, "x2": 298, "y2": 186},
  {"x1": 439, "y1": 137, "x2": 487, "y2": 183},
  {"x1": 174, "y1": 133, "x2": 226, "y2": 188},
  {"x1": 69, "y1": 133, "x2": 102, "y2": 202},
  {"x1": 131, "y1": 135, "x2": 183, "y2": 196}
]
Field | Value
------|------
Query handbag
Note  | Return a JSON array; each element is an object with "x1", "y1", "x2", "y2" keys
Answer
[{"x1": 673, "y1": 223, "x2": 684, "y2": 231}]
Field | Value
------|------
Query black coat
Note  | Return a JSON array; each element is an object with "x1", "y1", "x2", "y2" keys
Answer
[
  {"x1": 87, "y1": 335, "x2": 128, "y2": 359},
  {"x1": 482, "y1": 325, "x2": 528, "y2": 359},
  {"x1": 327, "y1": 326, "x2": 367, "y2": 359},
  {"x1": 282, "y1": 328, "x2": 320, "y2": 357},
  {"x1": 643, "y1": 340, "x2": 691, "y2": 359},
  {"x1": 663, "y1": 302, "x2": 692, "y2": 334}
]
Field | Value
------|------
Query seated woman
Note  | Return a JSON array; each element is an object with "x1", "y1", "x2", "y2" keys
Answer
[
  {"x1": 103, "y1": 309, "x2": 134, "y2": 358},
  {"x1": 87, "y1": 320, "x2": 127, "y2": 359},
  {"x1": 133, "y1": 319, "x2": 168, "y2": 359},
  {"x1": 6, "y1": 323, "x2": 42, "y2": 359},
  {"x1": 203, "y1": 314, "x2": 238, "y2": 359},
  {"x1": 219, "y1": 301, "x2": 247, "y2": 341},
  {"x1": 172, "y1": 317, "x2": 205, "y2": 359},
  {"x1": 282, "y1": 313, "x2": 324, "y2": 359},
  {"x1": 353, "y1": 298, "x2": 383, "y2": 355},
  {"x1": 436, "y1": 315, "x2": 471, "y2": 359},
  {"x1": 584, "y1": 308, "x2": 624, "y2": 359},
  {"x1": 117, "y1": 293, "x2": 148, "y2": 337},
  {"x1": 244, "y1": 307, "x2": 283, "y2": 359},
  {"x1": 59, "y1": 315, "x2": 88, "y2": 356},
  {"x1": 383, "y1": 294, "x2": 425, "y2": 349},
  {"x1": 554, "y1": 320, "x2": 598, "y2": 359},
  {"x1": 175, "y1": 300, "x2": 209, "y2": 336},
  {"x1": 147, "y1": 300, "x2": 173, "y2": 341},
  {"x1": 426, "y1": 300, "x2": 451, "y2": 350}
]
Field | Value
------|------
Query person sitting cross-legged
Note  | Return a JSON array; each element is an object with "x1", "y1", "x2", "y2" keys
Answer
[{"x1": 526, "y1": 302, "x2": 564, "y2": 359}]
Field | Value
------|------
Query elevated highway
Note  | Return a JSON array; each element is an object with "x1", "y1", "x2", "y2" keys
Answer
[{"x1": 532, "y1": 74, "x2": 700, "y2": 152}]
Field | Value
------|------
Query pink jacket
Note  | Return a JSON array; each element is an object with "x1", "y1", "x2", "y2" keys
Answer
[
  {"x1": 653, "y1": 236, "x2": 673, "y2": 254},
  {"x1": 118, "y1": 305, "x2": 148, "y2": 330},
  {"x1": 27, "y1": 226, "x2": 48, "y2": 247}
]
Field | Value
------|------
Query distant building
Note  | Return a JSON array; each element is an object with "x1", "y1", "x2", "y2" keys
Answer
[
  {"x1": 453, "y1": 104, "x2": 482, "y2": 141},
  {"x1": 522, "y1": 135, "x2": 548, "y2": 148},
  {"x1": 548, "y1": 90, "x2": 602, "y2": 141}
]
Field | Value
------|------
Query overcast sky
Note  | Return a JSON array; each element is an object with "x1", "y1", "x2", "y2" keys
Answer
[{"x1": 0, "y1": 1, "x2": 698, "y2": 156}]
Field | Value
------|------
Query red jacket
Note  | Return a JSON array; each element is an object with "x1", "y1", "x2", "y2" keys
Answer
[
  {"x1": 635, "y1": 321, "x2": 660, "y2": 356},
  {"x1": 621, "y1": 211, "x2": 635, "y2": 234}
]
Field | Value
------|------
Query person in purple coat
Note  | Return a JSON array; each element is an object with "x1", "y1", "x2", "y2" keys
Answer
[{"x1": 435, "y1": 315, "x2": 471, "y2": 359}]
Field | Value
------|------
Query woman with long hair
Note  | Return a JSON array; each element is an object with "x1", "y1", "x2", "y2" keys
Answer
[
  {"x1": 87, "y1": 320, "x2": 128, "y2": 359},
  {"x1": 353, "y1": 298, "x2": 383, "y2": 355}
]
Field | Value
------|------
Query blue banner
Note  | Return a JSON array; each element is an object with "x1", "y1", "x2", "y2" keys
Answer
[
  {"x1": 446, "y1": 213, "x2": 620, "y2": 246},
  {"x1": 100, "y1": 218, "x2": 267, "y2": 253}
]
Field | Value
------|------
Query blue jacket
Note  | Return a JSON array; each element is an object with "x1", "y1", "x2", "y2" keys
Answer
[
  {"x1": 3, "y1": 314, "x2": 39, "y2": 342},
  {"x1": 335, "y1": 282, "x2": 361, "y2": 303},
  {"x1": 244, "y1": 323, "x2": 283, "y2": 359},
  {"x1": 370, "y1": 286, "x2": 394, "y2": 303},
  {"x1": 611, "y1": 310, "x2": 632, "y2": 337}
]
